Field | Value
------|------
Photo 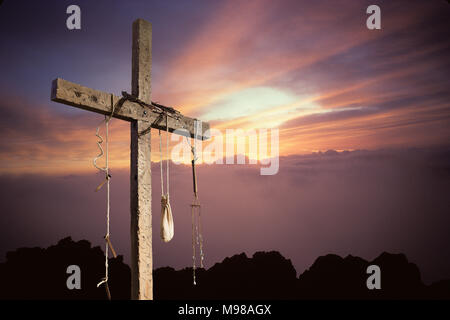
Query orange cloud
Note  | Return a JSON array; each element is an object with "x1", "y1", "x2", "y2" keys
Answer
[{"x1": 1, "y1": 1, "x2": 449, "y2": 174}]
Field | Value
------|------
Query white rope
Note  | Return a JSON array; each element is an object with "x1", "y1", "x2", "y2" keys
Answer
[
  {"x1": 159, "y1": 116, "x2": 205, "y2": 283},
  {"x1": 192, "y1": 204, "x2": 196, "y2": 285},
  {"x1": 94, "y1": 94, "x2": 116, "y2": 299},
  {"x1": 159, "y1": 129, "x2": 164, "y2": 195},
  {"x1": 166, "y1": 113, "x2": 169, "y2": 198},
  {"x1": 198, "y1": 203, "x2": 204, "y2": 267},
  {"x1": 159, "y1": 114, "x2": 170, "y2": 198},
  {"x1": 160, "y1": 113, "x2": 174, "y2": 242},
  {"x1": 191, "y1": 120, "x2": 205, "y2": 285}
]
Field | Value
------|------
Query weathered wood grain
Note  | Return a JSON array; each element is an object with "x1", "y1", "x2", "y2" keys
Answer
[
  {"x1": 130, "y1": 119, "x2": 152, "y2": 300},
  {"x1": 51, "y1": 18, "x2": 211, "y2": 301},
  {"x1": 130, "y1": 18, "x2": 153, "y2": 301},
  {"x1": 132, "y1": 19, "x2": 152, "y2": 105},
  {"x1": 51, "y1": 78, "x2": 210, "y2": 140}
]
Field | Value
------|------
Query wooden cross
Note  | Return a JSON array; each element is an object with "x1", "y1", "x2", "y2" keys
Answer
[{"x1": 51, "y1": 19, "x2": 210, "y2": 300}]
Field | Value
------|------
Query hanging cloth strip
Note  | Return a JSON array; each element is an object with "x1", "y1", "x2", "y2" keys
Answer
[
  {"x1": 190, "y1": 120, "x2": 205, "y2": 285},
  {"x1": 160, "y1": 113, "x2": 174, "y2": 242},
  {"x1": 93, "y1": 94, "x2": 118, "y2": 300}
]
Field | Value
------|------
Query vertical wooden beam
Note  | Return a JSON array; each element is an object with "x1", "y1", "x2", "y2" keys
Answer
[
  {"x1": 132, "y1": 19, "x2": 152, "y2": 104},
  {"x1": 130, "y1": 18, "x2": 153, "y2": 300}
]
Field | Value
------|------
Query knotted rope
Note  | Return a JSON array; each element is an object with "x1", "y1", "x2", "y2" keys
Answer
[
  {"x1": 94, "y1": 94, "x2": 117, "y2": 300},
  {"x1": 190, "y1": 120, "x2": 205, "y2": 285},
  {"x1": 160, "y1": 113, "x2": 174, "y2": 242},
  {"x1": 98, "y1": 92, "x2": 205, "y2": 286}
]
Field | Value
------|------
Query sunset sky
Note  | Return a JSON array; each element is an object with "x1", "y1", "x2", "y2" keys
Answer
[
  {"x1": 0, "y1": 0, "x2": 449, "y2": 285},
  {"x1": 0, "y1": 0, "x2": 449, "y2": 173}
]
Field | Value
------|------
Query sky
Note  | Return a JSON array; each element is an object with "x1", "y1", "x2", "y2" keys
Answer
[{"x1": 0, "y1": 0, "x2": 449, "y2": 284}]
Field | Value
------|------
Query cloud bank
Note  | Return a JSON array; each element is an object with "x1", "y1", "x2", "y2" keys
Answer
[{"x1": 1, "y1": 147, "x2": 449, "y2": 284}]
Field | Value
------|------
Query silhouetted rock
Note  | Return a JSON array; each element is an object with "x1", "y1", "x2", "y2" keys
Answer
[
  {"x1": 297, "y1": 254, "x2": 368, "y2": 299},
  {"x1": 155, "y1": 251, "x2": 297, "y2": 299},
  {"x1": 0, "y1": 237, "x2": 130, "y2": 299},
  {"x1": 0, "y1": 238, "x2": 449, "y2": 299},
  {"x1": 296, "y1": 252, "x2": 442, "y2": 299},
  {"x1": 154, "y1": 266, "x2": 207, "y2": 300},
  {"x1": 427, "y1": 280, "x2": 450, "y2": 299},
  {"x1": 371, "y1": 252, "x2": 425, "y2": 299}
]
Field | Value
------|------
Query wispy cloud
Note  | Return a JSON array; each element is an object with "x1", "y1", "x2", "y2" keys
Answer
[
  {"x1": 2, "y1": 147, "x2": 449, "y2": 283},
  {"x1": 0, "y1": 0, "x2": 449, "y2": 172}
]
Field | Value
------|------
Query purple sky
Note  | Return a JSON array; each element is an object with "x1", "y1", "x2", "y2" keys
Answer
[
  {"x1": 1, "y1": 148, "x2": 449, "y2": 284},
  {"x1": 0, "y1": 0, "x2": 449, "y2": 285}
]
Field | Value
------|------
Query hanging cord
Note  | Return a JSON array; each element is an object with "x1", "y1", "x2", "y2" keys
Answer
[
  {"x1": 192, "y1": 203, "x2": 196, "y2": 285},
  {"x1": 159, "y1": 114, "x2": 171, "y2": 198},
  {"x1": 166, "y1": 113, "x2": 170, "y2": 199},
  {"x1": 159, "y1": 129, "x2": 164, "y2": 195},
  {"x1": 94, "y1": 94, "x2": 117, "y2": 300},
  {"x1": 164, "y1": 116, "x2": 204, "y2": 285},
  {"x1": 159, "y1": 113, "x2": 174, "y2": 242},
  {"x1": 190, "y1": 120, "x2": 205, "y2": 285}
]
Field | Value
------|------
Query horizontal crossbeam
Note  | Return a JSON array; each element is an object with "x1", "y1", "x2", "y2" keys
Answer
[{"x1": 51, "y1": 78, "x2": 210, "y2": 140}]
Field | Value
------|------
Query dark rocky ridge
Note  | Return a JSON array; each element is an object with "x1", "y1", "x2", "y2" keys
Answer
[{"x1": 0, "y1": 237, "x2": 448, "y2": 299}]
